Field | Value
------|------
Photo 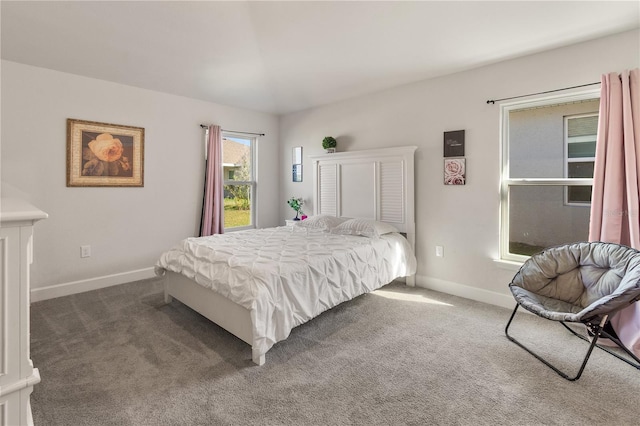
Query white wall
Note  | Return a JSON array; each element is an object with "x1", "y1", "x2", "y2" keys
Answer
[
  {"x1": 1, "y1": 61, "x2": 280, "y2": 296},
  {"x1": 279, "y1": 29, "x2": 640, "y2": 306}
]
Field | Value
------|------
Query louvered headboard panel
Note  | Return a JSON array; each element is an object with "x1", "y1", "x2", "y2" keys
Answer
[{"x1": 310, "y1": 146, "x2": 417, "y2": 239}]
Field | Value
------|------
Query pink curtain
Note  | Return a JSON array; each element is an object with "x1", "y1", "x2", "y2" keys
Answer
[
  {"x1": 589, "y1": 69, "x2": 639, "y2": 356},
  {"x1": 200, "y1": 125, "x2": 224, "y2": 236}
]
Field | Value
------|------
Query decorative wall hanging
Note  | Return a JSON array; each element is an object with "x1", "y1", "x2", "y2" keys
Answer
[
  {"x1": 444, "y1": 130, "x2": 465, "y2": 157},
  {"x1": 292, "y1": 164, "x2": 303, "y2": 182},
  {"x1": 67, "y1": 119, "x2": 144, "y2": 187},
  {"x1": 292, "y1": 146, "x2": 303, "y2": 182},
  {"x1": 293, "y1": 146, "x2": 302, "y2": 164},
  {"x1": 444, "y1": 158, "x2": 466, "y2": 185}
]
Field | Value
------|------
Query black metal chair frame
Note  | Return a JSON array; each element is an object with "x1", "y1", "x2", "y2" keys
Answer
[{"x1": 505, "y1": 304, "x2": 640, "y2": 381}]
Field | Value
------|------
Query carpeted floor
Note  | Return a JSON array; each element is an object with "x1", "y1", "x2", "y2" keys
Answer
[{"x1": 30, "y1": 278, "x2": 640, "y2": 425}]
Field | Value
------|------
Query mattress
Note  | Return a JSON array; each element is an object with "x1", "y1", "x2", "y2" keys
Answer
[{"x1": 155, "y1": 225, "x2": 417, "y2": 357}]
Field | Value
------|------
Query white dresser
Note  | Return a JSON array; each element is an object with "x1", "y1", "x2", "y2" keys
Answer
[{"x1": 0, "y1": 199, "x2": 47, "y2": 426}]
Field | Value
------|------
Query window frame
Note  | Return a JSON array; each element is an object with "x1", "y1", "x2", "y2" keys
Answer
[
  {"x1": 499, "y1": 89, "x2": 599, "y2": 263},
  {"x1": 222, "y1": 132, "x2": 257, "y2": 232}
]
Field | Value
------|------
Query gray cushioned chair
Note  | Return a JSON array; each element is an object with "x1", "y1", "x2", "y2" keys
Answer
[{"x1": 506, "y1": 242, "x2": 640, "y2": 381}]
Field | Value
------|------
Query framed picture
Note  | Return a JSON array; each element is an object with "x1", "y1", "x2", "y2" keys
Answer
[
  {"x1": 67, "y1": 119, "x2": 144, "y2": 187},
  {"x1": 292, "y1": 164, "x2": 303, "y2": 182},
  {"x1": 444, "y1": 130, "x2": 465, "y2": 157},
  {"x1": 444, "y1": 158, "x2": 466, "y2": 185}
]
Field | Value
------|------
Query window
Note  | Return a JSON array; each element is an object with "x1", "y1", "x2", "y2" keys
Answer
[
  {"x1": 500, "y1": 91, "x2": 599, "y2": 261},
  {"x1": 565, "y1": 113, "x2": 597, "y2": 205},
  {"x1": 222, "y1": 133, "x2": 256, "y2": 230}
]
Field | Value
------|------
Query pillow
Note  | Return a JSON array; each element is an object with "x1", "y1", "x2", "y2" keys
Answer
[
  {"x1": 332, "y1": 218, "x2": 398, "y2": 238},
  {"x1": 296, "y1": 215, "x2": 349, "y2": 231}
]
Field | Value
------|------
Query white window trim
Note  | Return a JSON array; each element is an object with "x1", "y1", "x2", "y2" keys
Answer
[
  {"x1": 222, "y1": 132, "x2": 257, "y2": 231},
  {"x1": 499, "y1": 89, "x2": 600, "y2": 263}
]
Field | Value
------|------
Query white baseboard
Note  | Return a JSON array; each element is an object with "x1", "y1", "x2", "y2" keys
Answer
[
  {"x1": 31, "y1": 267, "x2": 157, "y2": 302},
  {"x1": 31, "y1": 268, "x2": 517, "y2": 309},
  {"x1": 415, "y1": 275, "x2": 515, "y2": 310}
]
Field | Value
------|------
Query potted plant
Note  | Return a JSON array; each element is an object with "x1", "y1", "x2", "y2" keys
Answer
[
  {"x1": 322, "y1": 136, "x2": 337, "y2": 153},
  {"x1": 287, "y1": 197, "x2": 304, "y2": 220}
]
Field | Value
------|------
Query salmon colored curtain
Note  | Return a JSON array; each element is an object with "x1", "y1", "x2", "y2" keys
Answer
[
  {"x1": 200, "y1": 125, "x2": 224, "y2": 236},
  {"x1": 589, "y1": 68, "x2": 639, "y2": 356}
]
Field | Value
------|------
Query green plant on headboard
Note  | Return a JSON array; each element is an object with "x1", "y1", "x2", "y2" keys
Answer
[{"x1": 322, "y1": 136, "x2": 337, "y2": 150}]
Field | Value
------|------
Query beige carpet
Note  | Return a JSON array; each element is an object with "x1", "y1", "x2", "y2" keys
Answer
[{"x1": 30, "y1": 277, "x2": 640, "y2": 425}]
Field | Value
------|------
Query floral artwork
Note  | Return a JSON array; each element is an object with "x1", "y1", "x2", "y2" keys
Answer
[
  {"x1": 444, "y1": 158, "x2": 466, "y2": 185},
  {"x1": 82, "y1": 133, "x2": 132, "y2": 177},
  {"x1": 67, "y1": 119, "x2": 144, "y2": 187}
]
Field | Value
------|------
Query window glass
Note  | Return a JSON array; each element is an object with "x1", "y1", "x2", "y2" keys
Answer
[
  {"x1": 567, "y1": 161, "x2": 594, "y2": 178},
  {"x1": 501, "y1": 93, "x2": 599, "y2": 261},
  {"x1": 222, "y1": 135, "x2": 255, "y2": 230},
  {"x1": 567, "y1": 141, "x2": 596, "y2": 158},
  {"x1": 565, "y1": 114, "x2": 597, "y2": 205},
  {"x1": 508, "y1": 185, "x2": 590, "y2": 256},
  {"x1": 508, "y1": 101, "x2": 599, "y2": 179}
]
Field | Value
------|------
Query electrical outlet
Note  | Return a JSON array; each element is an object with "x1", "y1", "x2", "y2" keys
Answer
[
  {"x1": 435, "y1": 246, "x2": 444, "y2": 257},
  {"x1": 81, "y1": 245, "x2": 91, "y2": 258}
]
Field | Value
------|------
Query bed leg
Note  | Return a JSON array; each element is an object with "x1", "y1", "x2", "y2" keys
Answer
[
  {"x1": 252, "y1": 349, "x2": 265, "y2": 366},
  {"x1": 164, "y1": 291, "x2": 173, "y2": 304},
  {"x1": 406, "y1": 275, "x2": 416, "y2": 287}
]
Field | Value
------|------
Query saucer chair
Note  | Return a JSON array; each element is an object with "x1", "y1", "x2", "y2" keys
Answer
[{"x1": 505, "y1": 242, "x2": 640, "y2": 381}]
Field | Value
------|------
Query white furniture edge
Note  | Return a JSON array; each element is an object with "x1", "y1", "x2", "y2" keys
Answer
[
  {"x1": 163, "y1": 272, "x2": 263, "y2": 364},
  {"x1": 1, "y1": 198, "x2": 47, "y2": 426},
  {"x1": 0, "y1": 199, "x2": 48, "y2": 226}
]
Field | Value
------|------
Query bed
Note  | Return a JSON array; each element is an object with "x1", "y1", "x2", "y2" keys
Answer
[{"x1": 156, "y1": 146, "x2": 417, "y2": 365}]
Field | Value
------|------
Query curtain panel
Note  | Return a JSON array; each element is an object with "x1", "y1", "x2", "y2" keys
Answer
[
  {"x1": 589, "y1": 68, "x2": 640, "y2": 357},
  {"x1": 589, "y1": 69, "x2": 639, "y2": 247},
  {"x1": 200, "y1": 125, "x2": 224, "y2": 237}
]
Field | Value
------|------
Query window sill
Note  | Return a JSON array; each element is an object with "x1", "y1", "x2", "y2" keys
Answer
[
  {"x1": 493, "y1": 258, "x2": 523, "y2": 271},
  {"x1": 225, "y1": 225, "x2": 255, "y2": 232}
]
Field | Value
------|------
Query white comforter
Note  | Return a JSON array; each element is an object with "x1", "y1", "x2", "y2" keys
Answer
[{"x1": 155, "y1": 226, "x2": 416, "y2": 358}]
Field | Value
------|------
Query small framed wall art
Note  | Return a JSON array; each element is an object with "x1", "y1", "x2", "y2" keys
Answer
[
  {"x1": 443, "y1": 130, "x2": 465, "y2": 157},
  {"x1": 293, "y1": 146, "x2": 302, "y2": 165},
  {"x1": 67, "y1": 119, "x2": 144, "y2": 187},
  {"x1": 444, "y1": 158, "x2": 466, "y2": 185},
  {"x1": 292, "y1": 146, "x2": 303, "y2": 182}
]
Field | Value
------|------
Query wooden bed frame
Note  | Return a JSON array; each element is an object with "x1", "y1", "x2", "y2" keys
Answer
[{"x1": 163, "y1": 146, "x2": 417, "y2": 365}]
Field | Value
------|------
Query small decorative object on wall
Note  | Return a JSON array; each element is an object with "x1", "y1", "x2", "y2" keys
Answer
[
  {"x1": 322, "y1": 136, "x2": 337, "y2": 153},
  {"x1": 67, "y1": 118, "x2": 144, "y2": 187},
  {"x1": 292, "y1": 146, "x2": 302, "y2": 182},
  {"x1": 293, "y1": 146, "x2": 302, "y2": 164},
  {"x1": 444, "y1": 158, "x2": 466, "y2": 185},
  {"x1": 444, "y1": 130, "x2": 465, "y2": 157},
  {"x1": 287, "y1": 197, "x2": 304, "y2": 220},
  {"x1": 292, "y1": 164, "x2": 303, "y2": 182}
]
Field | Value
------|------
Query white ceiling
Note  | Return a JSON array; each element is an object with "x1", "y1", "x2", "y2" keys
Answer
[{"x1": 2, "y1": 1, "x2": 639, "y2": 115}]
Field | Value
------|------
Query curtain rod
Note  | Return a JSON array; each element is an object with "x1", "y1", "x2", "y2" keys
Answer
[
  {"x1": 200, "y1": 124, "x2": 265, "y2": 136},
  {"x1": 486, "y1": 82, "x2": 600, "y2": 104}
]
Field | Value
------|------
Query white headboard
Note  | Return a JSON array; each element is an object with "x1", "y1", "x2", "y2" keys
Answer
[{"x1": 309, "y1": 145, "x2": 417, "y2": 249}]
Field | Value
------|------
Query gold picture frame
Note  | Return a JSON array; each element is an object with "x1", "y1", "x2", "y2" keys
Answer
[{"x1": 67, "y1": 118, "x2": 144, "y2": 187}]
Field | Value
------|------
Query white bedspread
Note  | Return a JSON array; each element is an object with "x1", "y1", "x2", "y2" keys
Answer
[{"x1": 155, "y1": 226, "x2": 416, "y2": 358}]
